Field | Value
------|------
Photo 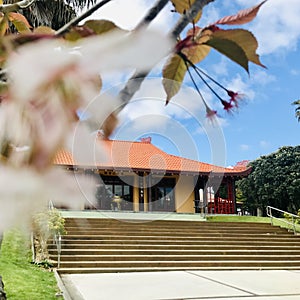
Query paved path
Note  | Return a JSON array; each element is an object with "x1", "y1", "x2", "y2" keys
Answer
[{"x1": 59, "y1": 270, "x2": 300, "y2": 300}]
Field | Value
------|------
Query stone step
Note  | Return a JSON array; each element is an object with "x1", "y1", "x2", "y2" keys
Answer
[
  {"x1": 50, "y1": 218, "x2": 300, "y2": 273},
  {"x1": 51, "y1": 240, "x2": 300, "y2": 247},
  {"x1": 49, "y1": 249, "x2": 300, "y2": 256},
  {"x1": 57, "y1": 260, "x2": 300, "y2": 269},
  {"x1": 64, "y1": 229, "x2": 288, "y2": 236},
  {"x1": 64, "y1": 225, "x2": 280, "y2": 232},
  {"x1": 65, "y1": 220, "x2": 274, "y2": 228},
  {"x1": 51, "y1": 254, "x2": 300, "y2": 262},
  {"x1": 58, "y1": 265, "x2": 300, "y2": 274},
  {"x1": 60, "y1": 235, "x2": 300, "y2": 242},
  {"x1": 48, "y1": 244, "x2": 300, "y2": 251}
]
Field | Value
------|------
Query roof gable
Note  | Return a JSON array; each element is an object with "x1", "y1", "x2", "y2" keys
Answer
[{"x1": 53, "y1": 139, "x2": 251, "y2": 176}]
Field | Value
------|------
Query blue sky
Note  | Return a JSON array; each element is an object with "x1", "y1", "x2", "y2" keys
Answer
[{"x1": 91, "y1": 0, "x2": 300, "y2": 167}]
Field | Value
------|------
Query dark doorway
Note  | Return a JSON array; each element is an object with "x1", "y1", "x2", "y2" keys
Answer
[
  {"x1": 150, "y1": 178, "x2": 176, "y2": 212},
  {"x1": 96, "y1": 175, "x2": 134, "y2": 211}
]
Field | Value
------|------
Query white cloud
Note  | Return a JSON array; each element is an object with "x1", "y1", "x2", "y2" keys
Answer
[
  {"x1": 89, "y1": 0, "x2": 175, "y2": 31},
  {"x1": 211, "y1": 57, "x2": 230, "y2": 77},
  {"x1": 290, "y1": 69, "x2": 300, "y2": 76},
  {"x1": 241, "y1": 0, "x2": 300, "y2": 55},
  {"x1": 250, "y1": 69, "x2": 276, "y2": 86},
  {"x1": 203, "y1": 1, "x2": 300, "y2": 56},
  {"x1": 260, "y1": 140, "x2": 270, "y2": 149},
  {"x1": 240, "y1": 144, "x2": 250, "y2": 151}
]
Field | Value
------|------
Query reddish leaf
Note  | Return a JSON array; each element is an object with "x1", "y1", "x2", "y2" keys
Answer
[
  {"x1": 213, "y1": 0, "x2": 267, "y2": 26},
  {"x1": 211, "y1": 29, "x2": 265, "y2": 68},
  {"x1": 162, "y1": 54, "x2": 187, "y2": 104}
]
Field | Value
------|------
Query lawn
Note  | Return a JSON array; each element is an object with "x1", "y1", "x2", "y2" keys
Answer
[
  {"x1": 206, "y1": 215, "x2": 271, "y2": 223},
  {"x1": 207, "y1": 215, "x2": 300, "y2": 232},
  {"x1": 0, "y1": 228, "x2": 60, "y2": 300}
]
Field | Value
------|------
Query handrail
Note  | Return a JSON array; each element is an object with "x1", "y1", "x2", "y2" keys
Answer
[
  {"x1": 266, "y1": 205, "x2": 300, "y2": 235},
  {"x1": 48, "y1": 200, "x2": 62, "y2": 269}
]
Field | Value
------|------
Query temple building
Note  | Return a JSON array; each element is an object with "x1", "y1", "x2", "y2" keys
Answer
[{"x1": 54, "y1": 138, "x2": 251, "y2": 214}]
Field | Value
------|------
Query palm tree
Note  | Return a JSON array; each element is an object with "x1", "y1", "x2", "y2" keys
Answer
[
  {"x1": 292, "y1": 99, "x2": 300, "y2": 122},
  {"x1": 4, "y1": 0, "x2": 98, "y2": 30}
]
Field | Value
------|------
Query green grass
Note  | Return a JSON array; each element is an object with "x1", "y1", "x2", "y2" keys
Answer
[
  {"x1": 206, "y1": 215, "x2": 300, "y2": 232},
  {"x1": 0, "y1": 229, "x2": 60, "y2": 300},
  {"x1": 206, "y1": 215, "x2": 271, "y2": 223}
]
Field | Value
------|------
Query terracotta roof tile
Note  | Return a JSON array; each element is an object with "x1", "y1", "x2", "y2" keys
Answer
[
  {"x1": 54, "y1": 140, "x2": 251, "y2": 176},
  {"x1": 53, "y1": 149, "x2": 75, "y2": 165}
]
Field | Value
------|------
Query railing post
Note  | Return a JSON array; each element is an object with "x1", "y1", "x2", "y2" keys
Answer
[
  {"x1": 292, "y1": 216, "x2": 296, "y2": 235},
  {"x1": 266, "y1": 205, "x2": 299, "y2": 235}
]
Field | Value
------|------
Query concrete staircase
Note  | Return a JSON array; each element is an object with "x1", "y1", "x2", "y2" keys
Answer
[{"x1": 49, "y1": 217, "x2": 300, "y2": 274}]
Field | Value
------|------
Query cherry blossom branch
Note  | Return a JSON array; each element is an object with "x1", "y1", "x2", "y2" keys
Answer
[
  {"x1": 135, "y1": 0, "x2": 169, "y2": 30},
  {"x1": 171, "y1": 0, "x2": 215, "y2": 38},
  {"x1": 56, "y1": 0, "x2": 113, "y2": 37},
  {"x1": 0, "y1": 0, "x2": 36, "y2": 13},
  {"x1": 117, "y1": 0, "x2": 215, "y2": 112}
]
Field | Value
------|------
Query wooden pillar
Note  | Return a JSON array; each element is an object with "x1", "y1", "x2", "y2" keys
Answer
[
  {"x1": 193, "y1": 176, "x2": 205, "y2": 213},
  {"x1": 147, "y1": 173, "x2": 152, "y2": 212},
  {"x1": 227, "y1": 177, "x2": 236, "y2": 214},
  {"x1": 138, "y1": 172, "x2": 144, "y2": 211},
  {"x1": 133, "y1": 174, "x2": 139, "y2": 212}
]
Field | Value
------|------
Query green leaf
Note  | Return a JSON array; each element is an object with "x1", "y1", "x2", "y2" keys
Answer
[
  {"x1": 171, "y1": 0, "x2": 202, "y2": 23},
  {"x1": 0, "y1": 15, "x2": 8, "y2": 36},
  {"x1": 33, "y1": 26, "x2": 55, "y2": 35},
  {"x1": 181, "y1": 27, "x2": 211, "y2": 64},
  {"x1": 205, "y1": 37, "x2": 249, "y2": 73},
  {"x1": 162, "y1": 54, "x2": 187, "y2": 104},
  {"x1": 65, "y1": 20, "x2": 124, "y2": 42},
  {"x1": 211, "y1": 29, "x2": 265, "y2": 68},
  {"x1": 84, "y1": 20, "x2": 121, "y2": 35},
  {"x1": 8, "y1": 12, "x2": 31, "y2": 33},
  {"x1": 182, "y1": 43, "x2": 211, "y2": 65}
]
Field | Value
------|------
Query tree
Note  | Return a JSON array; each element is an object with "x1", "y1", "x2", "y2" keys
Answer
[
  {"x1": 292, "y1": 99, "x2": 300, "y2": 122},
  {"x1": 237, "y1": 146, "x2": 300, "y2": 215},
  {"x1": 3, "y1": 0, "x2": 96, "y2": 29},
  {"x1": 0, "y1": 1, "x2": 269, "y2": 292},
  {"x1": 0, "y1": 0, "x2": 267, "y2": 229}
]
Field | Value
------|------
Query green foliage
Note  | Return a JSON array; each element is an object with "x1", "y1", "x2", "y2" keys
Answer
[
  {"x1": 292, "y1": 99, "x2": 300, "y2": 122},
  {"x1": 237, "y1": 146, "x2": 300, "y2": 215},
  {"x1": 32, "y1": 209, "x2": 66, "y2": 265},
  {"x1": 162, "y1": 1, "x2": 266, "y2": 103},
  {"x1": 207, "y1": 215, "x2": 270, "y2": 223},
  {"x1": 283, "y1": 209, "x2": 300, "y2": 224},
  {"x1": 0, "y1": 229, "x2": 58, "y2": 299}
]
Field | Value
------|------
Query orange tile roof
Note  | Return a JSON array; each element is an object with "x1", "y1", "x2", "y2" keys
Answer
[
  {"x1": 53, "y1": 149, "x2": 75, "y2": 165},
  {"x1": 54, "y1": 139, "x2": 251, "y2": 176}
]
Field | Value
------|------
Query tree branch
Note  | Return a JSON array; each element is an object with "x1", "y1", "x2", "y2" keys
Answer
[
  {"x1": 0, "y1": 0, "x2": 36, "y2": 13},
  {"x1": 135, "y1": 0, "x2": 169, "y2": 30},
  {"x1": 170, "y1": 0, "x2": 215, "y2": 38},
  {"x1": 117, "y1": 0, "x2": 215, "y2": 112},
  {"x1": 55, "y1": 0, "x2": 114, "y2": 37}
]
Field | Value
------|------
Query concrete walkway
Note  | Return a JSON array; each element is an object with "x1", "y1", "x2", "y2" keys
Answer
[
  {"x1": 60, "y1": 210, "x2": 207, "y2": 222},
  {"x1": 59, "y1": 270, "x2": 300, "y2": 300}
]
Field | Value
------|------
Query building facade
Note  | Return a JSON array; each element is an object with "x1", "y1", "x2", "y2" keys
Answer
[{"x1": 54, "y1": 139, "x2": 251, "y2": 214}]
